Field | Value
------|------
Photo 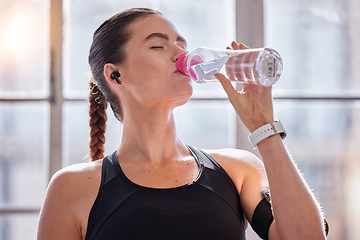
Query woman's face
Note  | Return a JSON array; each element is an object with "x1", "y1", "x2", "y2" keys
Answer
[{"x1": 118, "y1": 14, "x2": 192, "y2": 110}]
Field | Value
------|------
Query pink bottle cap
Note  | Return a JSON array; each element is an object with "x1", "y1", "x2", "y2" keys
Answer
[
  {"x1": 176, "y1": 53, "x2": 205, "y2": 81},
  {"x1": 176, "y1": 54, "x2": 188, "y2": 75}
]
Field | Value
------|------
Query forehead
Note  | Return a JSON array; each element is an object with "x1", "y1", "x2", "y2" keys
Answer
[{"x1": 127, "y1": 14, "x2": 181, "y2": 42}]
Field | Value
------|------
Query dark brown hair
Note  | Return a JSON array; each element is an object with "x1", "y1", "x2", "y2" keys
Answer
[{"x1": 88, "y1": 8, "x2": 160, "y2": 161}]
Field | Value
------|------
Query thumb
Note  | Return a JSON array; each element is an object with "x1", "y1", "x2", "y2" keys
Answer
[{"x1": 214, "y1": 73, "x2": 239, "y2": 100}]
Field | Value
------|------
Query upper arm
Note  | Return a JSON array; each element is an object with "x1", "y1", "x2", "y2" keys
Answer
[
  {"x1": 211, "y1": 149, "x2": 284, "y2": 239},
  {"x1": 208, "y1": 149, "x2": 269, "y2": 223},
  {"x1": 238, "y1": 152, "x2": 269, "y2": 223},
  {"x1": 37, "y1": 170, "x2": 82, "y2": 240}
]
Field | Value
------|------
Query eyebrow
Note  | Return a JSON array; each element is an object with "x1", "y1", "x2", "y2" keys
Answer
[{"x1": 145, "y1": 32, "x2": 187, "y2": 45}]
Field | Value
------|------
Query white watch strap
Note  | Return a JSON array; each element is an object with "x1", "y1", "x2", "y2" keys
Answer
[{"x1": 249, "y1": 120, "x2": 286, "y2": 147}]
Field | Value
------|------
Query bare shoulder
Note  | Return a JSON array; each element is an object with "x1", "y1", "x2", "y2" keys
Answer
[
  {"x1": 203, "y1": 148, "x2": 267, "y2": 192},
  {"x1": 51, "y1": 159, "x2": 103, "y2": 187},
  {"x1": 46, "y1": 159, "x2": 103, "y2": 202},
  {"x1": 37, "y1": 160, "x2": 103, "y2": 240},
  {"x1": 204, "y1": 148, "x2": 265, "y2": 172},
  {"x1": 46, "y1": 159, "x2": 103, "y2": 213}
]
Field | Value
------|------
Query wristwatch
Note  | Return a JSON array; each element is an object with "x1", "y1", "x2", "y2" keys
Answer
[{"x1": 249, "y1": 120, "x2": 287, "y2": 148}]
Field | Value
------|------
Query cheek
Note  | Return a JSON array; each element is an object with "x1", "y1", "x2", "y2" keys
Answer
[
  {"x1": 123, "y1": 57, "x2": 170, "y2": 101},
  {"x1": 131, "y1": 56, "x2": 166, "y2": 81}
]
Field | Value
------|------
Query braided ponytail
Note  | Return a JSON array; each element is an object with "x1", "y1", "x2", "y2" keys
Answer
[
  {"x1": 89, "y1": 77, "x2": 108, "y2": 161},
  {"x1": 88, "y1": 8, "x2": 160, "y2": 160}
]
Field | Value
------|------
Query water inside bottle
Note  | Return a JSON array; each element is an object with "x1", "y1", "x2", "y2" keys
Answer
[
  {"x1": 192, "y1": 58, "x2": 228, "y2": 82},
  {"x1": 189, "y1": 49, "x2": 282, "y2": 86}
]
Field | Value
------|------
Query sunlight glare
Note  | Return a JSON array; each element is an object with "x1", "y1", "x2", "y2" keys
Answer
[{"x1": 1, "y1": 10, "x2": 36, "y2": 58}]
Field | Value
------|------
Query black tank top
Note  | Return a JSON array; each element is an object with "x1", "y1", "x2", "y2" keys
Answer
[{"x1": 85, "y1": 146, "x2": 245, "y2": 240}]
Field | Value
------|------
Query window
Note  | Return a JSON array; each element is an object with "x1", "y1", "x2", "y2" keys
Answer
[
  {"x1": 62, "y1": 0, "x2": 236, "y2": 167},
  {"x1": 264, "y1": 0, "x2": 360, "y2": 239},
  {"x1": 0, "y1": 0, "x2": 359, "y2": 239},
  {"x1": 0, "y1": 0, "x2": 49, "y2": 239}
]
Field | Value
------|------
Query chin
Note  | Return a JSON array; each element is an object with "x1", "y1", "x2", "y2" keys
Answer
[
  {"x1": 181, "y1": 82, "x2": 193, "y2": 100},
  {"x1": 177, "y1": 96, "x2": 191, "y2": 107},
  {"x1": 172, "y1": 86, "x2": 193, "y2": 107}
]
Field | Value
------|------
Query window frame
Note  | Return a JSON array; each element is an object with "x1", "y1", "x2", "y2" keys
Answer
[{"x1": 0, "y1": 0, "x2": 359, "y2": 222}]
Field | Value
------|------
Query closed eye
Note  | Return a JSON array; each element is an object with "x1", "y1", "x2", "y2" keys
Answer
[{"x1": 151, "y1": 46, "x2": 164, "y2": 49}]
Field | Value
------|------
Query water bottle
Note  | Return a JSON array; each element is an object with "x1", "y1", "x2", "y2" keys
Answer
[{"x1": 176, "y1": 47, "x2": 283, "y2": 86}]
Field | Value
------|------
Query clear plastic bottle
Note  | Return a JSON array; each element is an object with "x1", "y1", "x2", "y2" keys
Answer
[{"x1": 176, "y1": 47, "x2": 283, "y2": 86}]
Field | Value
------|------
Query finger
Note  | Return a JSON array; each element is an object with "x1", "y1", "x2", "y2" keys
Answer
[
  {"x1": 231, "y1": 42, "x2": 247, "y2": 82},
  {"x1": 231, "y1": 41, "x2": 240, "y2": 50},
  {"x1": 214, "y1": 73, "x2": 238, "y2": 100},
  {"x1": 239, "y1": 43, "x2": 252, "y2": 82},
  {"x1": 235, "y1": 50, "x2": 246, "y2": 82},
  {"x1": 239, "y1": 43, "x2": 249, "y2": 50},
  {"x1": 244, "y1": 51, "x2": 256, "y2": 82},
  {"x1": 225, "y1": 47, "x2": 236, "y2": 81}
]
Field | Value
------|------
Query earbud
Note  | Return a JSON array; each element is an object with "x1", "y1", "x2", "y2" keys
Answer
[{"x1": 111, "y1": 71, "x2": 122, "y2": 85}]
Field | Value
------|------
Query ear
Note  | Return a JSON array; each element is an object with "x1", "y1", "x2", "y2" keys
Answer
[{"x1": 103, "y1": 63, "x2": 121, "y2": 85}]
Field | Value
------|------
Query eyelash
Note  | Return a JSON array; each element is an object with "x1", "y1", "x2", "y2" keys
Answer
[{"x1": 151, "y1": 46, "x2": 164, "y2": 49}]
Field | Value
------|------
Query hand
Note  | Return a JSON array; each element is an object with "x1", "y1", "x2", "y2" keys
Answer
[{"x1": 215, "y1": 41, "x2": 275, "y2": 133}]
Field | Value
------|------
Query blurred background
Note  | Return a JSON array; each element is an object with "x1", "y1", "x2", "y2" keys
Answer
[{"x1": 0, "y1": 0, "x2": 359, "y2": 239}]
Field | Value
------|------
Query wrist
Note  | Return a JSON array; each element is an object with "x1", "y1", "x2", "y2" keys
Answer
[
  {"x1": 245, "y1": 116, "x2": 275, "y2": 133},
  {"x1": 248, "y1": 120, "x2": 287, "y2": 148}
]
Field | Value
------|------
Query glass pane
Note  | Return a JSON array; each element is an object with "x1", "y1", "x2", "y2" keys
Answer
[
  {"x1": 174, "y1": 100, "x2": 236, "y2": 149},
  {"x1": 0, "y1": 102, "x2": 48, "y2": 207},
  {"x1": 157, "y1": 0, "x2": 235, "y2": 97},
  {"x1": 272, "y1": 99, "x2": 360, "y2": 240},
  {"x1": 63, "y1": 0, "x2": 234, "y2": 99},
  {"x1": 63, "y1": 100, "x2": 235, "y2": 165},
  {"x1": 62, "y1": 101, "x2": 123, "y2": 167},
  {"x1": 0, "y1": 214, "x2": 38, "y2": 240},
  {"x1": 264, "y1": 0, "x2": 360, "y2": 95},
  {"x1": 0, "y1": 0, "x2": 49, "y2": 98}
]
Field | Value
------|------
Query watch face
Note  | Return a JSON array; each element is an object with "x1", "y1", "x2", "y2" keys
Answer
[
  {"x1": 261, "y1": 187, "x2": 271, "y2": 204},
  {"x1": 280, "y1": 131, "x2": 287, "y2": 139}
]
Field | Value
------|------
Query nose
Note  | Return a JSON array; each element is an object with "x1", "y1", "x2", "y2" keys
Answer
[{"x1": 173, "y1": 44, "x2": 187, "y2": 62}]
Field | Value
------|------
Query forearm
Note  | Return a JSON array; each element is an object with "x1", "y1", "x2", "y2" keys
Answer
[
  {"x1": 257, "y1": 135, "x2": 326, "y2": 240},
  {"x1": 214, "y1": 43, "x2": 326, "y2": 238}
]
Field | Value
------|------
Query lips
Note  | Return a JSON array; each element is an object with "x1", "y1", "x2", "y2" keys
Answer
[{"x1": 174, "y1": 70, "x2": 185, "y2": 75}]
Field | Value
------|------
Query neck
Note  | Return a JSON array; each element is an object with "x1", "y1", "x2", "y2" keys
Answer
[{"x1": 117, "y1": 106, "x2": 188, "y2": 165}]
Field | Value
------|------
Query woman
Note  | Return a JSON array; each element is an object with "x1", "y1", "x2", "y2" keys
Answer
[{"x1": 37, "y1": 8, "x2": 327, "y2": 240}]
